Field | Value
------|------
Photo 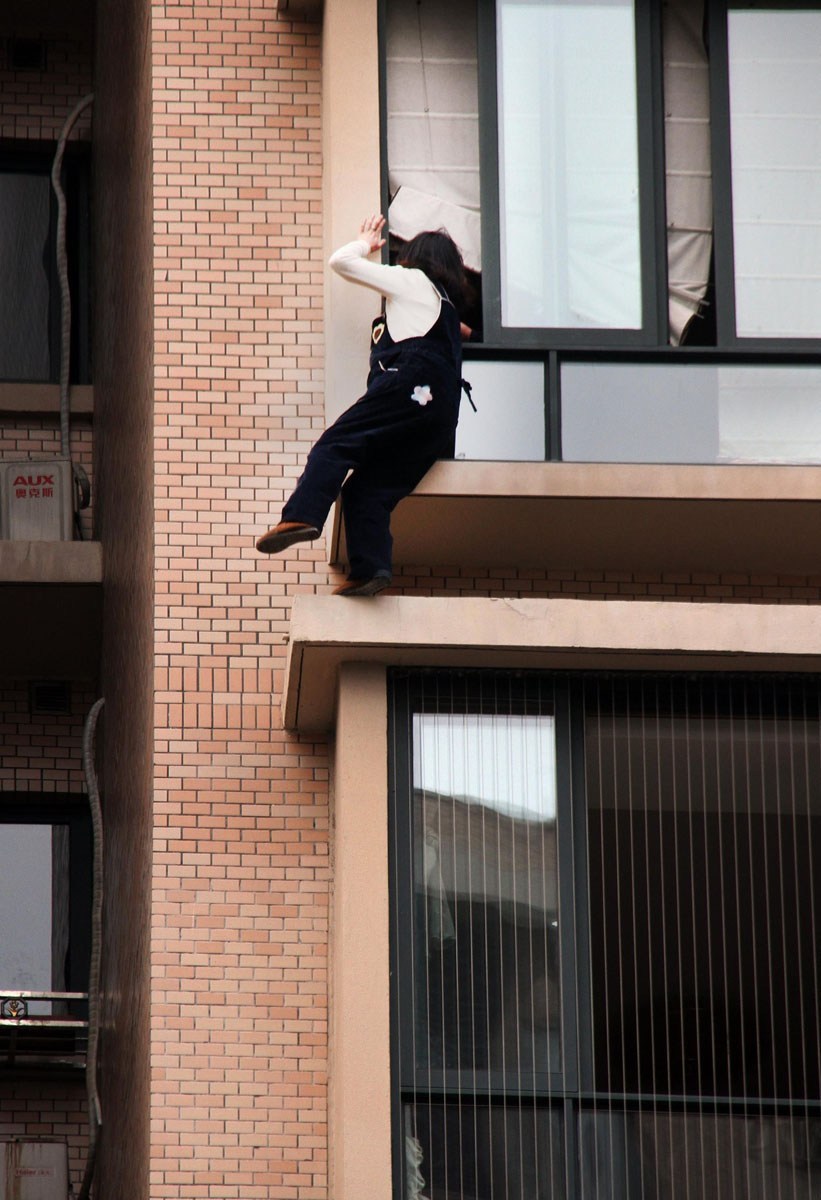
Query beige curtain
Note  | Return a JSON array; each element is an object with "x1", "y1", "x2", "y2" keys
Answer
[
  {"x1": 664, "y1": 0, "x2": 713, "y2": 344},
  {"x1": 385, "y1": 0, "x2": 482, "y2": 270}
]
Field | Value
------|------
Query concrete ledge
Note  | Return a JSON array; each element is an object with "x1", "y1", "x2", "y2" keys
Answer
[
  {"x1": 284, "y1": 595, "x2": 821, "y2": 731},
  {"x1": 0, "y1": 540, "x2": 102, "y2": 584},
  {"x1": 330, "y1": 461, "x2": 821, "y2": 574},
  {"x1": 0, "y1": 384, "x2": 93, "y2": 414}
]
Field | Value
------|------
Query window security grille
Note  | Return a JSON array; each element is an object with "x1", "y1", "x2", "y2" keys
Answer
[{"x1": 389, "y1": 671, "x2": 821, "y2": 1200}]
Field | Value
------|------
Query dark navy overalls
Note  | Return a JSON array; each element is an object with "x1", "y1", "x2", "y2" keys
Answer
[{"x1": 282, "y1": 286, "x2": 463, "y2": 579}]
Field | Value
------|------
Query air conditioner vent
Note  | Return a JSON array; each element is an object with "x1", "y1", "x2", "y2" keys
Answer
[
  {"x1": 29, "y1": 681, "x2": 71, "y2": 716},
  {"x1": 7, "y1": 37, "x2": 47, "y2": 72}
]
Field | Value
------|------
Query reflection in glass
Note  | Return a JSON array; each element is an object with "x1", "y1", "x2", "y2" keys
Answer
[
  {"x1": 497, "y1": 0, "x2": 641, "y2": 329},
  {"x1": 406, "y1": 1100, "x2": 565, "y2": 1200},
  {"x1": 585, "y1": 678, "x2": 821, "y2": 1105},
  {"x1": 580, "y1": 1111, "x2": 821, "y2": 1199},
  {"x1": 561, "y1": 362, "x2": 821, "y2": 463},
  {"x1": 728, "y1": 11, "x2": 821, "y2": 338},
  {"x1": 411, "y1": 713, "x2": 561, "y2": 1076},
  {"x1": 0, "y1": 824, "x2": 69, "y2": 1014}
]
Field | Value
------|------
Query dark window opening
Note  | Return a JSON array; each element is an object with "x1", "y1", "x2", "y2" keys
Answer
[
  {"x1": 390, "y1": 671, "x2": 821, "y2": 1200},
  {"x1": 0, "y1": 797, "x2": 91, "y2": 1018},
  {"x1": 0, "y1": 142, "x2": 91, "y2": 384}
]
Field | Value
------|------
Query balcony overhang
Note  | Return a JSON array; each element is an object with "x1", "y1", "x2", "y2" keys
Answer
[
  {"x1": 0, "y1": 541, "x2": 102, "y2": 678},
  {"x1": 284, "y1": 595, "x2": 821, "y2": 732},
  {"x1": 329, "y1": 461, "x2": 821, "y2": 576},
  {"x1": 275, "y1": 0, "x2": 323, "y2": 18}
]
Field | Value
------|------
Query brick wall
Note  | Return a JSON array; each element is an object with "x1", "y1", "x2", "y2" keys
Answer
[
  {"x1": 0, "y1": 681, "x2": 96, "y2": 793},
  {"x1": 0, "y1": 36, "x2": 92, "y2": 143},
  {"x1": 0, "y1": 1081, "x2": 88, "y2": 1193},
  {"x1": 151, "y1": 2, "x2": 328, "y2": 1195},
  {"x1": 391, "y1": 565, "x2": 821, "y2": 604}
]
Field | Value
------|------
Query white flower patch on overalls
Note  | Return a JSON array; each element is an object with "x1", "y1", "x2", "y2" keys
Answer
[{"x1": 411, "y1": 385, "x2": 433, "y2": 407}]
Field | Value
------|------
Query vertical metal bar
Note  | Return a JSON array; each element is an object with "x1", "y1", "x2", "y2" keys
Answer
[
  {"x1": 388, "y1": 671, "x2": 413, "y2": 1200},
  {"x1": 641, "y1": 0, "x2": 670, "y2": 344},
  {"x1": 377, "y1": 0, "x2": 391, "y2": 253},
  {"x1": 547, "y1": 352, "x2": 561, "y2": 462},
  {"x1": 477, "y1": 0, "x2": 503, "y2": 344}
]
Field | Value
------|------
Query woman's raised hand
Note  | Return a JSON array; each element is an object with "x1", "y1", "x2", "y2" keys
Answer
[{"x1": 359, "y1": 213, "x2": 386, "y2": 254}]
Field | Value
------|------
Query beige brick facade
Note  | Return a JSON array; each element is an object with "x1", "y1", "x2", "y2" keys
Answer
[{"x1": 1, "y1": 2, "x2": 820, "y2": 1198}]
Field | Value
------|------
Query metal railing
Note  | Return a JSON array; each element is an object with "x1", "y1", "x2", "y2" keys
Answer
[{"x1": 0, "y1": 990, "x2": 88, "y2": 1069}]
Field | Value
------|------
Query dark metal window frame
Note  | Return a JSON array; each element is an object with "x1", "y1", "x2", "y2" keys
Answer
[
  {"x1": 388, "y1": 671, "x2": 591, "y2": 1198},
  {"x1": 0, "y1": 139, "x2": 92, "y2": 384},
  {"x1": 388, "y1": 668, "x2": 821, "y2": 1200},
  {"x1": 477, "y1": 0, "x2": 665, "y2": 349},
  {"x1": 709, "y1": 0, "x2": 821, "y2": 349},
  {"x1": 0, "y1": 793, "x2": 92, "y2": 1014},
  {"x1": 378, "y1": 0, "x2": 821, "y2": 357}
]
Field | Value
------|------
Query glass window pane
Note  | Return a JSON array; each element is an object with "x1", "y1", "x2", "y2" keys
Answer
[
  {"x1": 562, "y1": 362, "x2": 821, "y2": 464},
  {"x1": 497, "y1": 0, "x2": 641, "y2": 329},
  {"x1": 584, "y1": 678, "x2": 821, "y2": 1102},
  {"x1": 406, "y1": 1100, "x2": 565, "y2": 1200},
  {"x1": 580, "y1": 1111, "x2": 821, "y2": 1199},
  {"x1": 0, "y1": 173, "x2": 51, "y2": 380},
  {"x1": 456, "y1": 360, "x2": 545, "y2": 460},
  {"x1": 411, "y1": 712, "x2": 562, "y2": 1077},
  {"x1": 728, "y1": 10, "x2": 821, "y2": 338},
  {"x1": 0, "y1": 825, "x2": 55, "y2": 1001}
]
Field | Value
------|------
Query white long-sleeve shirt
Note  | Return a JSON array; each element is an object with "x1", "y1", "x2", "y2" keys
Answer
[{"x1": 329, "y1": 238, "x2": 442, "y2": 343}]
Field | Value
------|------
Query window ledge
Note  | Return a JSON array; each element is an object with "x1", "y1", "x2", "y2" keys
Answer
[
  {"x1": 330, "y1": 461, "x2": 821, "y2": 576},
  {"x1": 0, "y1": 539, "x2": 101, "y2": 584},
  {"x1": 284, "y1": 595, "x2": 821, "y2": 731},
  {"x1": 0, "y1": 383, "x2": 93, "y2": 414}
]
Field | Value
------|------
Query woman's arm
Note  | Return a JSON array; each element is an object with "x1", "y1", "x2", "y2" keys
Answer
[
  {"x1": 330, "y1": 213, "x2": 437, "y2": 302},
  {"x1": 329, "y1": 214, "x2": 441, "y2": 339}
]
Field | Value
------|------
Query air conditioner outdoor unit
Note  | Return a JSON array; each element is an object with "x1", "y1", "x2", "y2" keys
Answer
[
  {"x1": 0, "y1": 458, "x2": 75, "y2": 541},
  {"x1": 0, "y1": 1140, "x2": 69, "y2": 1200}
]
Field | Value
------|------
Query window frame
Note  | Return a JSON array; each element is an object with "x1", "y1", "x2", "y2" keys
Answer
[
  {"x1": 477, "y1": 0, "x2": 666, "y2": 348},
  {"x1": 380, "y1": 0, "x2": 821, "y2": 355},
  {"x1": 388, "y1": 671, "x2": 590, "y2": 1197},
  {"x1": 388, "y1": 668, "x2": 821, "y2": 1200},
  {"x1": 0, "y1": 793, "x2": 92, "y2": 1016},
  {"x1": 0, "y1": 139, "x2": 92, "y2": 385},
  {"x1": 709, "y1": 0, "x2": 821, "y2": 349}
]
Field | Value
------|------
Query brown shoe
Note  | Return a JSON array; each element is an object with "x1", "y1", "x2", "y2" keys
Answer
[
  {"x1": 333, "y1": 572, "x2": 392, "y2": 597},
  {"x1": 256, "y1": 521, "x2": 319, "y2": 554}
]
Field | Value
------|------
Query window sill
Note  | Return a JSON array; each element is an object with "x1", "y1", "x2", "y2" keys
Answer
[
  {"x1": 0, "y1": 382, "x2": 93, "y2": 414},
  {"x1": 330, "y1": 460, "x2": 821, "y2": 576}
]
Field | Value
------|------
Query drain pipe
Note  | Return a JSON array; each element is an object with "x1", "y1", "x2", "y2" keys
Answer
[
  {"x1": 79, "y1": 697, "x2": 105, "y2": 1200},
  {"x1": 51, "y1": 94, "x2": 94, "y2": 529}
]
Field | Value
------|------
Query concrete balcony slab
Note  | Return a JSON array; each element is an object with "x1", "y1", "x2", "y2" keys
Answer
[
  {"x1": 0, "y1": 540, "x2": 102, "y2": 677},
  {"x1": 284, "y1": 594, "x2": 821, "y2": 731},
  {"x1": 329, "y1": 461, "x2": 821, "y2": 576}
]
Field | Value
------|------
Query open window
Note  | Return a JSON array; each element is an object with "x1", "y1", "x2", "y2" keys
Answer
[{"x1": 382, "y1": 0, "x2": 821, "y2": 349}]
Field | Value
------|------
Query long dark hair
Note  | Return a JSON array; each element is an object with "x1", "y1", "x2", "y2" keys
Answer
[{"x1": 397, "y1": 229, "x2": 468, "y2": 310}]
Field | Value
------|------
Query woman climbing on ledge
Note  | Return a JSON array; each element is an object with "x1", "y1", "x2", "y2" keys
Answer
[{"x1": 256, "y1": 212, "x2": 471, "y2": 596}]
